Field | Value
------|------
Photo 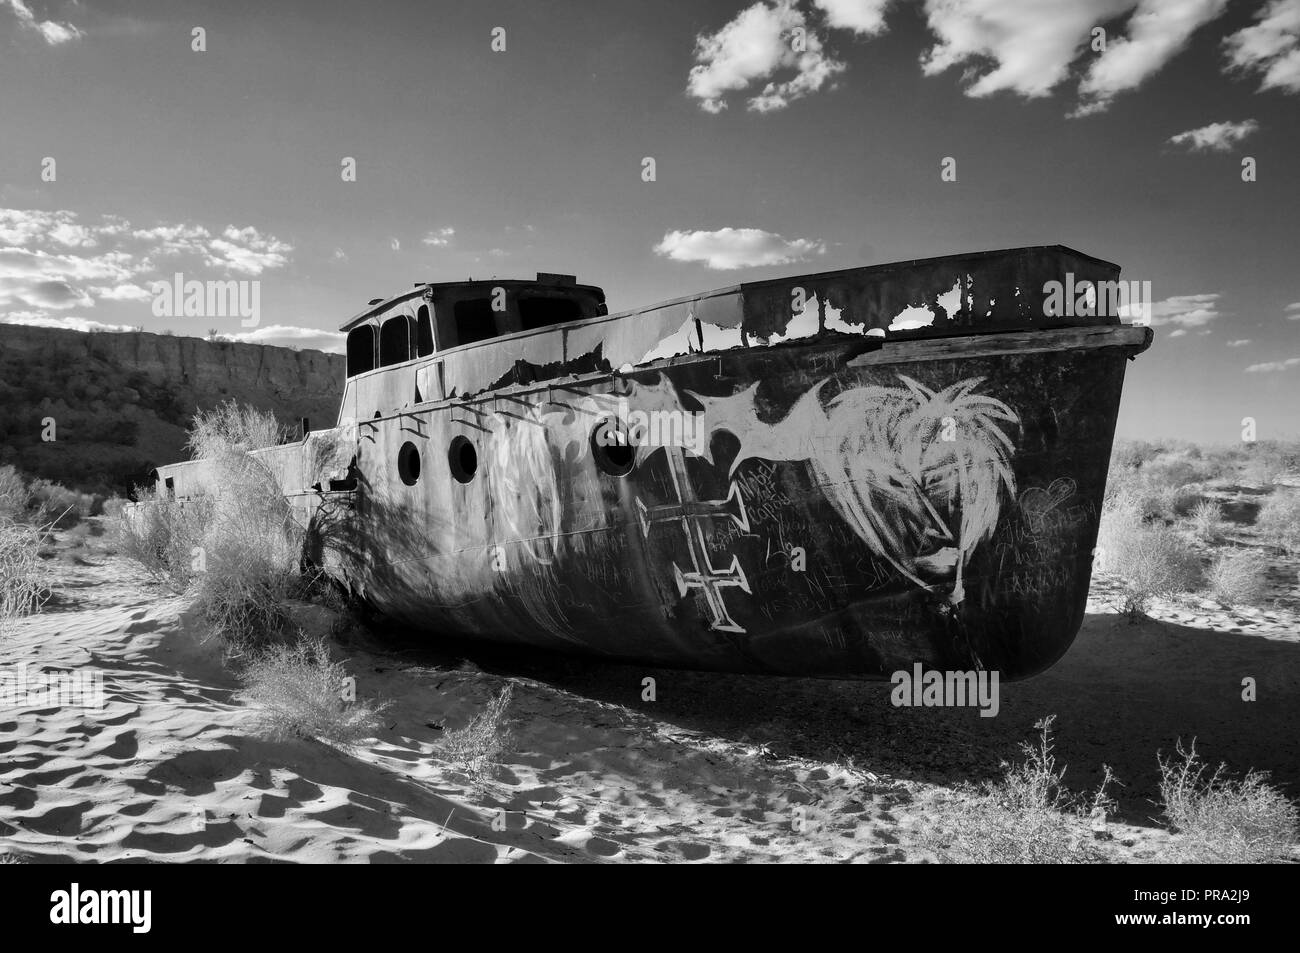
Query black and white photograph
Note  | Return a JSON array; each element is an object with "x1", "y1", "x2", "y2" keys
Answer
[{"x1": 0, "y1": 0, "x2": 1297, "y2": 897}]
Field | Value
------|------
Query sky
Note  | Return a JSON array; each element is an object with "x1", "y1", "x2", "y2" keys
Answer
[{"x1": 0, "y1": 0, "x2": 1297, "y2": 443}]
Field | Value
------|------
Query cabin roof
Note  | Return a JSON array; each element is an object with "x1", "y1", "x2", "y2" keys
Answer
[{"x1": 338, "y1": 275, "x2": 606, "y2": 333}]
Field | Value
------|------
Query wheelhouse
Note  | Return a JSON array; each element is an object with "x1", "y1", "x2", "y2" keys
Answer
[{"x1": 342, "y1": 273, "x2": 606, "y2": 377}]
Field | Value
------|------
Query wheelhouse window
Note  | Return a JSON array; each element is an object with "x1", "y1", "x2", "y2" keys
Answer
[
  {"x1": 346, "y1": 325, "x2": 376, "y2": 376},
  {"x1": 379, "y1": 315, "x2": 413, "y2": 366},
  {"x1": 519, "y1": 295, "x2": 583, "y2": 331},
  {"x1": 452, "y1": 298, "x2": 499, "y2": 347},
  {"x1": 417, "y1": 305, "x2": 435, "y2": 357}
]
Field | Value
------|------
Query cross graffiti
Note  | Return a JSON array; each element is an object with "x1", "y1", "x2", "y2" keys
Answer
[{"x1": 636, "y1": 445, "x2": 752, "y2": 633}]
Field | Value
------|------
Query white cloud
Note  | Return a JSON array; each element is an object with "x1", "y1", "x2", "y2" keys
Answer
[
  {"x1": 331, "y1": 248, "x2": 348, "y2": 263},
  {"x1": 1168, "y1": 119, "x2": 1260, "y2": 151},
  {"x1": 1226, "y1": 338, "x2": 1252, "y2": 346},
  {"x1": 422, "y1": 227, "x2": 455, "y2": 246},
  {"x1": 1168, "y1": 328, "x2": 1188, "y2": 337},
  {"x1": 204, "y1": 226, "x2": 291, "y2": 276},
  {"x1": 227, "y1": 324, "x2": 345, "y2": 354},
  {"x1": 1286, "y1": 301, "x2": 1300, "y2": 319},
  {"x1": 921, "y1": 0, "x2": 1134, "y2": 99},
  {"x1": 3, "y1": 0, "x2": 83, "y2": 45},
  {"x1": 1245, "y1": 356, "x2": 1300, "y2": 372},
  {"x1": 812, "y1": 0, "x2": 892, "y2": 36},
  {"x1": 90, "y1": 283, "x2": 154, "y2": 302},
  {"x1": 1, "y1": 313, "x2": 134, "y2": 333},
  {"x1": 389, "y1": 237, "x2": 401, "y2": 251},
  {"x1": 1223, "y1": 0, "x2": 1300, "y2": 93},
  {"x1": 1075, "y1": 0, "x2": 1230, "y2": 115},
  {"x1": 0, "y1": 208, "x2": 293, "y2": 314},
  {"x1": 687, "y1": 1, "x2": 846, "y2": 113},
  {"x1": 1145, "y1": 293, "x2": 1223, "y2": 328},
  {"x1": 654, "y1": 227, "x2": 825, "y2": 270}
]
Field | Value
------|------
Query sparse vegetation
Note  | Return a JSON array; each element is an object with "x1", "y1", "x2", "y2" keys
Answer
[
  {"x1": 0, "y1": 517, "x2": 52, "y2": 635},
  {"x1": 1256, "y1": 489, "x2": 1300, "y2": 555},
  {"x1": 1206, "y1": 550, "x2": 1268, "y2": 608},
  {"x1": 0, "y1": 465, "x2": 25, "y2": 522},
  {"x1": 1097, "y1": 502, "x2": 1203, "y2": 618},
  {"x1": 116, "y1": 403, "x2": 305, "y2": 656},
  {"x1": 237, "y1": 635, "x2": 388, "y2": 746},
  {"x1": 1185, "y1": 499, "x2": 1223, "y2": 543},
  {"x1": 438, "y1": 683, "x2": 515, "y2": 790},
  {"x1": 114, "y1": 490, "x2": 212, "y2": 590},
  {"x1": 931, "y1": 716, "x2": 1115, "y2": 864},
  {"x1": 186, "y1": 399, "x2": 288, "y2": 459},
  {"x1": 1158, "y1": 740, "x2": 1298, "y2": 863},
  {"x1": 190, "y1": 453, "x2": 302, "y2": 656}
]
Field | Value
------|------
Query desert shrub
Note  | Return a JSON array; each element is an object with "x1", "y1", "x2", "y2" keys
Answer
[
  {"x1": 0, "y1": 518, "x2": 52, "y2": 635},
  {"x1": 191, "y1": 451, "x2": 302, "y2": 656},
  {"x1": 1097, "y1": 504, "x2": 1202, "y2": 618},
  {"x1": 1158, "y1": 740, "x2": 1298, "y2": 863},
  {"x1": 0, "y1": 466, "x2": 26, "y2": 522},
  {"x1": 1239, "y1": 440, "x2": 1300, "y2": 486},
  {"x1": 26, "y1": 479, "x2": 93, "y2": 529},
  {"x1": 237, "y1": 636, "x2": 388, "y2": 746},
  {"x1": 115, "y1": 490, "x2": 212, "y2": 590},
  {"x1": 1185, "y1": 499, "x2": 1223, "y2": 542},
  {"x1": 1256, "y1": 489, "x2": 1300, "y2": 554},
  {"x1": 1141, "y1": 456, "x2": 1209, "y2": 491},
  {"x1": 186, "y1": 400, "x2": 288, "y2": 459},
  {"x1": 1206, "y1": 550, "x2": 1268, "y2": 607},
  {"x1": 438, "y1": 683, "x2": 515, "y2": 790},
  {"x1": 930, "y1": 716, "x2": 1114, "y2": 864},
  {"x1": 100, "y1": 496, "x2": 130, "y2": 520},
  {"x1": 1110, "y1": 440, "x2": 1162, "y2": 471}
]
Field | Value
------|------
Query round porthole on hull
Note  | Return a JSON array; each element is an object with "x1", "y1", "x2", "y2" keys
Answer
[
  {"x1": 398, "y1": 442, "x2": 421, "y2": 486},
  {"x1": 591, "y1": 417, "x2": 635, "y2": 477},
  {"x1": 449, "y1": 435, "x2": 477, "y2": 484}
]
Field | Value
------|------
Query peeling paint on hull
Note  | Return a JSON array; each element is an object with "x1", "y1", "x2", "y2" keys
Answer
[{"x1": 151, "y1": 246, "x2": 1153, "y2": 680}]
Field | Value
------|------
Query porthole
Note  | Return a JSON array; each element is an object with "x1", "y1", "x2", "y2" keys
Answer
[
  {"x1": 397, "y1": 442, "x2": 421, "y2": 486},
  {"x1": 448, "y1": 435, "x2": 478, "y2": 484},
  {"x1": 591, "y1": 417, "x2": 635, "y2": 477}
]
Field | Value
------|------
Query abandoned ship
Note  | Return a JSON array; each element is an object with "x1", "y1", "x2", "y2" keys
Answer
[{"x1": 149, "y1": 245, "x2": 1152, "y2": 680}]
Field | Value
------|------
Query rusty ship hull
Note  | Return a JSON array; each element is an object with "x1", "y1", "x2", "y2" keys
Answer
[{"x1": 151, "y1": 245, "x2": 1152, "y2": 680}]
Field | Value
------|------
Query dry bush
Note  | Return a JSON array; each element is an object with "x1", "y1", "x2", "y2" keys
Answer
[
  {"x1": 1097, "y1": 503, "x2": 1203, "y2": 618},
  {"x1": 1238, "y1": 440, "x2": 1300, "y2": 486},
  {"x1": 1185, "y1": 499, "x2": 1223, "y2": 542},
  {"x1": 0, "y1": 518, "x2": 52, "y2": 635},
  {"x1": 238, "y1": 636, "x2": 388, "y2": 746},
  {"x1": 1256, "y1": 489, "x2": 1300, "y2": 554},
  {"x1": 26, "y1": 479, "x2": 94, "y2": 530},
  {"x1": 191, "y1": 451, "x2": 302, "y2": 657},
  {"x1": 1110, "y1": 440, "x2": 1164, "y2": 471},
  {"x1": 186, "y1": 399, "x2": 288, "y2": 459},
  {"x1": 439, "y1": 683, "x2": 515, "y2": 790},
  {"x1": 0, "y1": 465, "x2": 26, "y2": 522},
  {"x1": 1159, "y1": 740, "x2": 1298, "y2": 863},
  {"x1": 1206, "y1": 550, "x2": 1268, "y2": 608},
  {"x1": 115, "y1": 490, "x2": 212, "y2": 590},
  {"x1": 931, "y1": 716, "x2": 1115, "y2": 864},
  {"x1": 1141, "y1": 456, "x2": 1210, "y2": 492}
]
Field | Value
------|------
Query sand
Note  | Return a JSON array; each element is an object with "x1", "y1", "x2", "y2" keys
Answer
[{"x1": 1, "y1": 516, "x2": 1297, "y2": 863}]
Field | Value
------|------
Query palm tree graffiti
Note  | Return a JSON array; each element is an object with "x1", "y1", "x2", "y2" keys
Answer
[{"x1": 688, "y1": 374, "x2": 1019, "y2": 605}]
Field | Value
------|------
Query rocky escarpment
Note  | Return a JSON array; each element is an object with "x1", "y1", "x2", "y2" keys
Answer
[{"x1": 0, "y1": 324, "x2": 345, "y2": 495}]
